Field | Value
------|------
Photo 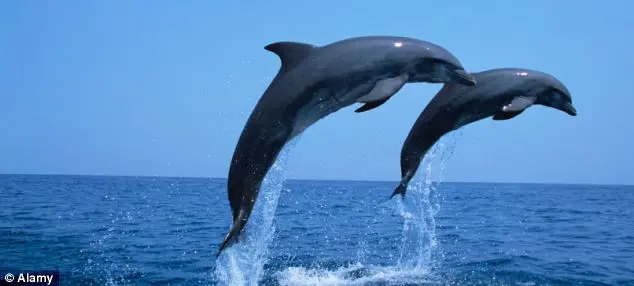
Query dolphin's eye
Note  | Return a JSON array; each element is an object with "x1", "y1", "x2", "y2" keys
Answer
[
  {"x1": 414, "y1": 60, "x2": 434, "y2": 73},
  {"x1": 415, "y1": 58, "x2": 448, "y2": 73},
  {"x1": 550, "y1": 90, "x2": 564, "y2": 102}
]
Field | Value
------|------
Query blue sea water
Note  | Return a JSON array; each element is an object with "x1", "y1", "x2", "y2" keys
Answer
[{"x1": 1, "y1": 170, "x2": 633, "y2": 285}]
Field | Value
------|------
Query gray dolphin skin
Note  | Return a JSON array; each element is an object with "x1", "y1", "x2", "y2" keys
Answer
[
  {"x1": 218, "y1": 36, "x2": 478, "y2": 256},
  {"x1": 392, "y1": 68, "x2": 577, "y2": 198}
]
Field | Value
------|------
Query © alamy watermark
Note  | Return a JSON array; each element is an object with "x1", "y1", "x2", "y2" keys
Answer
[{"x1": 1, "y1": 270, "x2": 59, "y2": 285}]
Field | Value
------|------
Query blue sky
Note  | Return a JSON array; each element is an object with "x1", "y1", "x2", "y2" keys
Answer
[{"x1": 1, "y1": 1, "x2": 632, "y2": 185}]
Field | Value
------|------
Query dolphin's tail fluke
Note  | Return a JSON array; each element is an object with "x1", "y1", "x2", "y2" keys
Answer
[
  {"x1": 389, "y1": 171, "x2": 415, "y2": 200},
  {"x1": 390, "y1": 181, "x2": 408, "y2": 199},
  {"x1": 379, "y1": 178, "x2": 409, "y2": 205},
  {"x1": 216, "y1": 212, "x2": 247, "y2": 257}
]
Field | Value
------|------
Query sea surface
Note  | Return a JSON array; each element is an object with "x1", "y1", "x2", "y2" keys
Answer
[{"x1": 1, "y1": 171, "x2": 633, "y2": 285}]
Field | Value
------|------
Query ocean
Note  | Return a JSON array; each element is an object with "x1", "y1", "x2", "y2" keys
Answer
[{"x1": 1, "y1": 171, "x2": 632, "y2": 285}]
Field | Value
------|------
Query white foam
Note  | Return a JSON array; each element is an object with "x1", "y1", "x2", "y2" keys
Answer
[{"x1": 276, "y1": 263, "x2": 438, "y2": 286}]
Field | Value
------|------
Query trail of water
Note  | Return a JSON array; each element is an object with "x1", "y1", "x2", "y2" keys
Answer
[
  {"x1": 215, "y1": 138, "x2": 299, "y2": 286},
  {"x1": 395, "y1": 131, "x2": 462, "y2": 271}
]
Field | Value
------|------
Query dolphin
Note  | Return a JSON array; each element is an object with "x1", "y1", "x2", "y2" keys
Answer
[
  {"x1": 392, "y1": 68, "x2": 577, "y2": 198},
  {"x1": 218, "y1": 36, "x2": 477, "y2": 255}
]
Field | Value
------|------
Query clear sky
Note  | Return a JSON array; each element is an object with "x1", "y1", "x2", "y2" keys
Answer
[{"x1": 1, "y1": 1, "x2": 632, "y2": 185}]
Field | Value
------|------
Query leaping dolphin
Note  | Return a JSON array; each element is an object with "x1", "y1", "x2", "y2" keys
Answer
[
  {"x1": 218, "y1": 36, "x2": 478, "y2": 256},
  {"x1": 392, "y1": 68, "x2": 577, "y2": 198}
]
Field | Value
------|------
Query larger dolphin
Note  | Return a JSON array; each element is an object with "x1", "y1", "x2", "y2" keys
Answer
[
  {"x1": 218, "y1": 36, "x2": 477, "y2": 255},
  {"x1": 392, "y1": 68, "x2": 577, "y2": 198}
]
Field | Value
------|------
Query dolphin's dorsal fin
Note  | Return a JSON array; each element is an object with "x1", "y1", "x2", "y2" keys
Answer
[{"x1": 264, "y1": 41, "x2": 316, "y2": 75}]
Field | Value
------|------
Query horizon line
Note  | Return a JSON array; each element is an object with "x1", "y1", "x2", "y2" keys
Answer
[{"x1": 0, "y1": 172, "x2": 631, "y2": 188}]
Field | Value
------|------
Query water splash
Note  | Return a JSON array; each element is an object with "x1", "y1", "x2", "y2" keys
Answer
[
  {"x1": 277, "y1": 263, "x2": 435, "y2": 286},
  {"x1": 215, "y1": 137, "x2": 300, "y2": 286},
  {"x1": 272, "y1": 132, "x2": 463, "y2": 285},
  {"x1": 395, "y1": 131, "x2": 462, "y2": 271}
]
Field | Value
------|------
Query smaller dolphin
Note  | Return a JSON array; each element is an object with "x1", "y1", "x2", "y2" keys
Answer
[
  {"x1": 392, "y1": 68, "x2": 577, "y2": 197},
  {"x1": 218, "y1": 36, "x2": 478, "y2": 256}
]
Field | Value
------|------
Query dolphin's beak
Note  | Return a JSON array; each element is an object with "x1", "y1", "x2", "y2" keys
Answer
[
  {"x1": 559, "y1": 102, "x2": 577, "y2": 116},
  {"x1": 450, "y1": 69, "x2": 477, "y2": 86}
]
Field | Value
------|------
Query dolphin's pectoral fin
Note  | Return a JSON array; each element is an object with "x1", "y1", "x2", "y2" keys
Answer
[
  {"x1": 354, "y1": 97, "x2": 390, "y2": 113},
  {"x1": 493, "y1": 109, "x2": 524, "y2": 120},
  {"x1": 264, "y1": 41, "x2": 316, "y2": 75},
  {"x1": 501, "y1": 96, "x2": 536, "y2": 112},
  {"x1": 353, "y1": 73, "x2": 409, "y2": 113},
  {"x1": 355, "y1": 73, "x2": 410, "y2": 104},
  {"x1": 494, "y1": 96, "x2": 535, "y2": 120}
]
